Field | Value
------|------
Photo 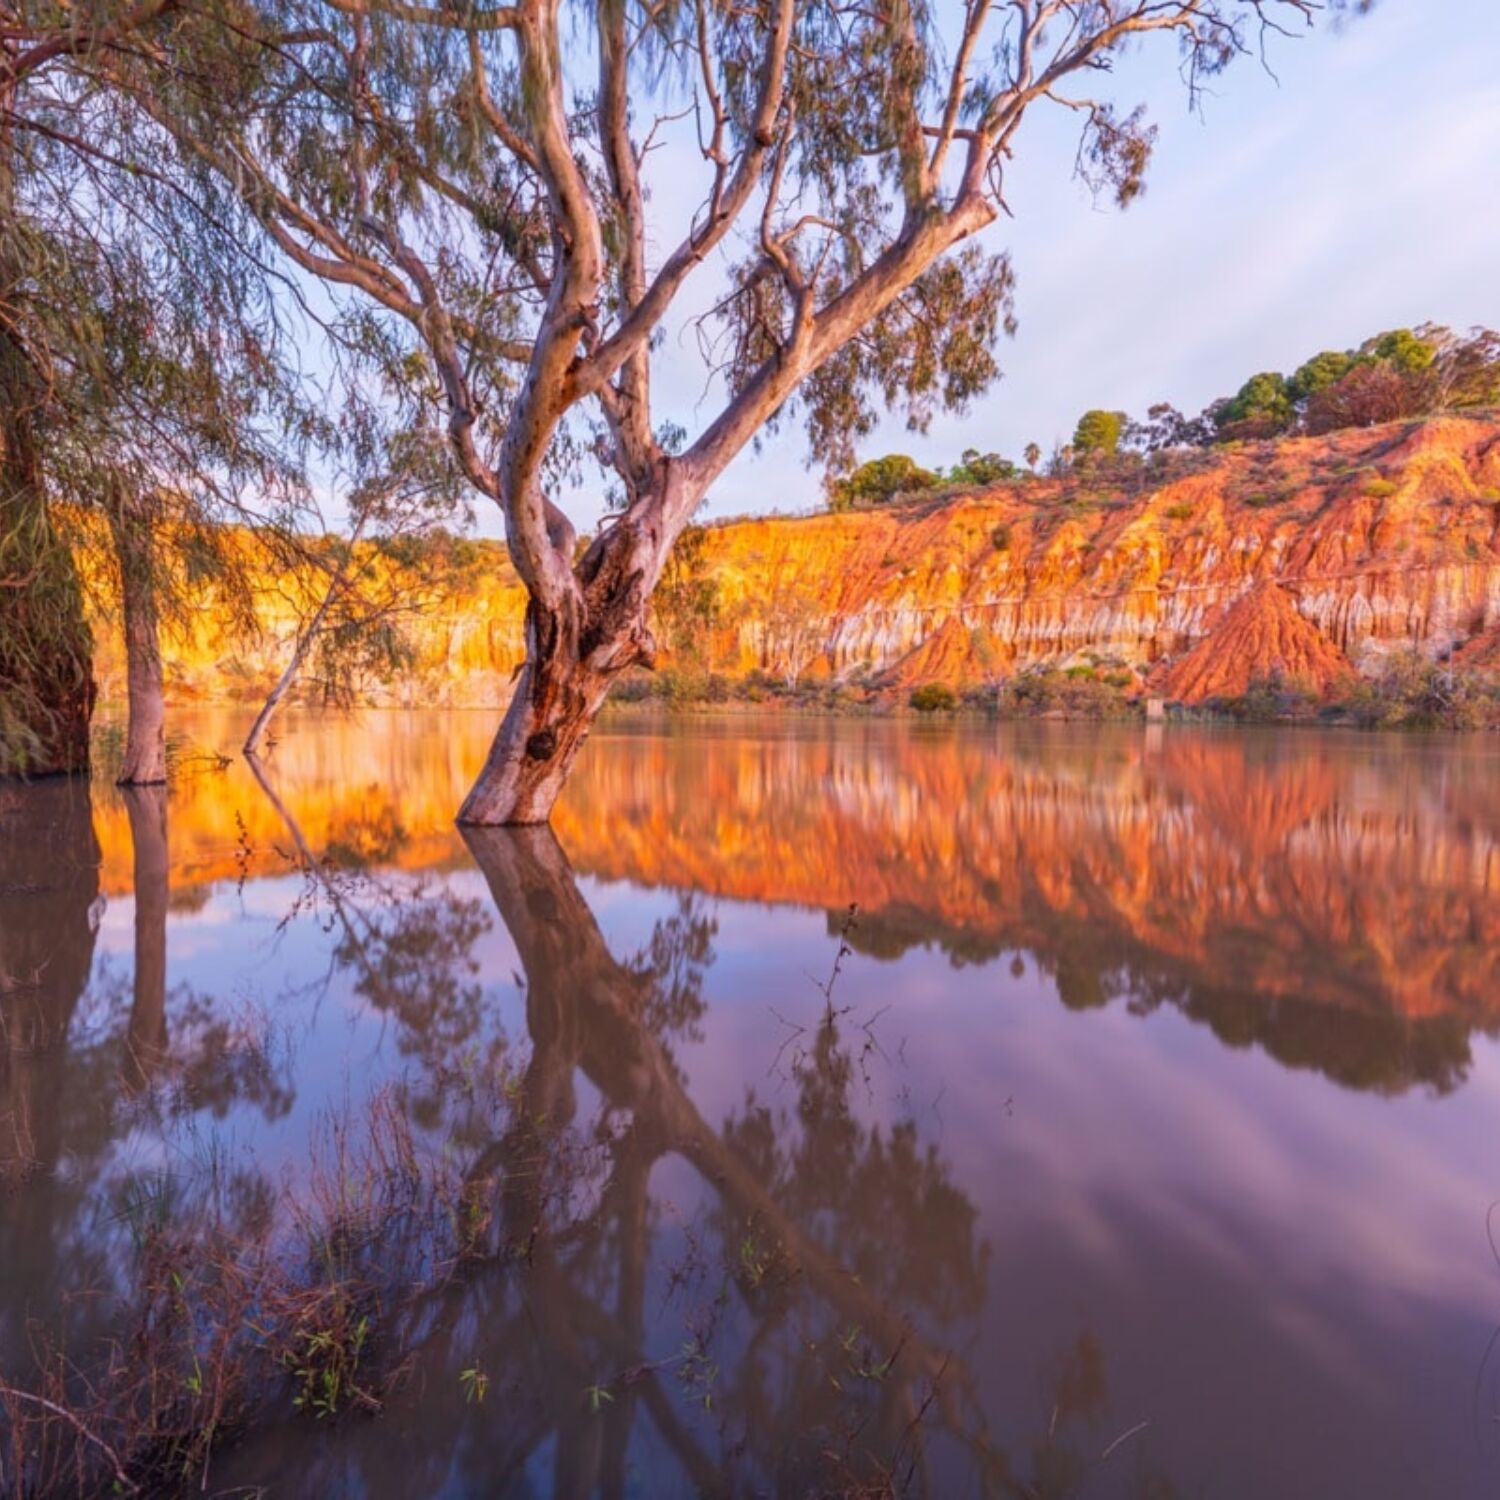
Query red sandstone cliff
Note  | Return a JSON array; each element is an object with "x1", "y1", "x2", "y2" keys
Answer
[{"x1": 88, "y1": 413, "x2": 1500, "y2": 706}]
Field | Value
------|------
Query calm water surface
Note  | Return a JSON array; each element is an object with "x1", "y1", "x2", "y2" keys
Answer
[{"x1": 3, "y1": 711, "x2": 1500, "y2": 1497}]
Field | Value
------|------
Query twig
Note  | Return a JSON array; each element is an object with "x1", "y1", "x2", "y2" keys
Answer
[
  {"x1": 0, "y1": 1383, "x2": 140, "y2": 1494},
  {"x1": 1099, "y1": 1418, "x2": 1150, "y2": 1462}
]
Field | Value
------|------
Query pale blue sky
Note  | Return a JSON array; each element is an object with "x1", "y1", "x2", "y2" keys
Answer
[{"x1": 597, "y1": 0, "x2": 1500, "y2": 530}]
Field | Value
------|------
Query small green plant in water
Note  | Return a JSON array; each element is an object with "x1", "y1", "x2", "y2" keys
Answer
[{"x1": 459, "y1": 1366, "x2": 489, "y2": 1405}]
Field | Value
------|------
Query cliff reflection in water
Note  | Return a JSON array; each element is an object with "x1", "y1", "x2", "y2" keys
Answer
[
  {"x1": 5, "y1": 714, "x2": 1500, "y2": 1496},
  {"x1": 88, "y1": 712, "x2": 1500, "y2": 1093}
]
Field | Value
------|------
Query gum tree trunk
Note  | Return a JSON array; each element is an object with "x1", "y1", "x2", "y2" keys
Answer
[
  {"x1": 456, "y1": 644, "x2": 617, "y2": 827},
  {"x1": 457, "y1": 527, "x2": 656, "y2": 826},
  {"x1": 242, "y1": 517, "x2": 364, "y2": 758},
  {"x1": 108, "y1": 488, "x2": 167, "y2": 785}
]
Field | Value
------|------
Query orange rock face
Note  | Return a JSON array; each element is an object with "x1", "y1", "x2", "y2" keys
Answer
[
  {"x1": 89, "y1": 413, "x2": 1500, "y2": 706},
  {"x1": 1154, "y1": 582, "x2": 1358, "y2": 701}
]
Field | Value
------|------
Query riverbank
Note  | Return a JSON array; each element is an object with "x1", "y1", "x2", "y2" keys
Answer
[{"x1": 601, "y1": 649, "x2": 1500, "y2": 732}]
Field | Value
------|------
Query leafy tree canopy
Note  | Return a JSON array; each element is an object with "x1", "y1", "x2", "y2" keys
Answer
[
  {"x1": 1072, "y1": 410, "x2": 1128, "y2": 457},
  {"x1": 829, "y1": 455, "x2": 940, "y2": 511},
  {"x1": 949, "y1": 450, "x2": 1018, "y2": 486},
  {"x1": 1217, "y1": 371, "x2": 1294, "y2": 438}
]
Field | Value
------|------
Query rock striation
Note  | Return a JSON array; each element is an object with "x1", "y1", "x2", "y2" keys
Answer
[{"x1": 88, "y1": 413, "x2": 1500, "y2": 706}]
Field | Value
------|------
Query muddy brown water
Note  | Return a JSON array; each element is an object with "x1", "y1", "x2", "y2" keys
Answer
[{"x1": 2, "y1": 710, "x2": 1499, "y2": 1497}]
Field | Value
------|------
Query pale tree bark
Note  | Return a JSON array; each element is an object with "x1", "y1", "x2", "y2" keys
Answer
[
  {"x1": 106, "y1": 487, "x2": 167, "y2": 786},
  {"x1": 242, "y1": 572, "x2": 336, "y2": 758}
]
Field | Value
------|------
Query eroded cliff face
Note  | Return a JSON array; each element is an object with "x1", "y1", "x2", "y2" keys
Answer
[
  {"x1": 693, "y1": 414, "x2": 1500, "y2": 698},
  {"x1": 88, "y1": 413, "x2": 1500, "y2": 705}
]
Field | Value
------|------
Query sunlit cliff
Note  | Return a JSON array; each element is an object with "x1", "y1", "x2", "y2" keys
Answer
[{"x1": 88, "y1": 413, "x2": 1500, "y2": 706}]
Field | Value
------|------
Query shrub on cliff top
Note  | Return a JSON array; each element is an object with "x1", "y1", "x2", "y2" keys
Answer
[
  {"x1": 1072, "y1": 410, "x2": 1127, "y2": 458},
  {"x1": 828, "y1": 455, "x2": 940, "y2": 511}
]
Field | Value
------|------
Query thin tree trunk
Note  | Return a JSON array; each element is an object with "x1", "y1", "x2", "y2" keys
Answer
[
  {"x1": 120, "y1": 783, "x2": 169, "y2": 1092},
  {"x1": 244, "y1": 523, "x2": 363, "y2": 757},
  {"x1": 242, "y1": 625, "x2": 315, "y2": 759},
  {"x1": 108, "y1": 488, "x2": 167, "y2": 786}
]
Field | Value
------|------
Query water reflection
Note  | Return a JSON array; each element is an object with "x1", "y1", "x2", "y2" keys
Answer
[
  {"x1": 87, "y1": 713, "x2": 1500, "y2": 1092},
  {"x1": 120, "y1": 785, "x2": 169, "y2": 1093},
  {"x1": 0, "y1": 780, "x2": 100, "y2": 1184},
  {"x1": 2, "y1": 715, "x2": 1499, "y2": 1496}
]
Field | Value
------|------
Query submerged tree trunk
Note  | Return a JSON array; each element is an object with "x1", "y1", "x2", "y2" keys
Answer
[
  {"x1": 107, "y1": 488, "x2": 167, "y2": 785},
  {"x1": 457, "y1": 527, "x2": 656, "y2": 826}
]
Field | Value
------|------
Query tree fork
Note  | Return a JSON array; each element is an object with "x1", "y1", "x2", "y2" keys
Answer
[{"x1": 459, "y1": 525, "x2": 657, "y2": 825}]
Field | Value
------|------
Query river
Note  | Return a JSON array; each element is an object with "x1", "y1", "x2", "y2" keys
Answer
[{"x1": 2, "y1": 711, "x2": 1498, "y2": 1497}]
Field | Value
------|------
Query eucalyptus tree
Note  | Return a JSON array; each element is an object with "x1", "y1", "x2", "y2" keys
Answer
[
  {"x1": 163, "y1": 0, "x2": 1358, "y2": 823},
  {"x1": 56, "y1": 248, "x2": 319, "y2": 783}
]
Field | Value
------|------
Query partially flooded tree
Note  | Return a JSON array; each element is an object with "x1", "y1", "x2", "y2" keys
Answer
[{"x1": 153, "y1": 0, "x2": 1354, "y2": 823}]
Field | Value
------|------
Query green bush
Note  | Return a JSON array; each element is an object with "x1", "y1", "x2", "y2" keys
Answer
[
  {"x1": 909, "y1": 682, "x2": 959, "y2": 713},
  {"x1": 828, "y1": 454, "x2": 940, "y2": 511}
]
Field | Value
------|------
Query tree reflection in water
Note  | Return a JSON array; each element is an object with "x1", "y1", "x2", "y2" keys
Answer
[{"x1": 200, "y1": 777, "x2": 1172, "y2": 1498}]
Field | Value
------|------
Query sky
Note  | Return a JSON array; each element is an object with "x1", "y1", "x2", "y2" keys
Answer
[{"x1": 554, "y1": 0, "x2": 1500, "y2": 533}]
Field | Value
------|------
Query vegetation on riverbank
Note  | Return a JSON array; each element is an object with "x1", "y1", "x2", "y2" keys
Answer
[{"x1": 604, "y1": 649, "x2": 1500, "y2": 732}]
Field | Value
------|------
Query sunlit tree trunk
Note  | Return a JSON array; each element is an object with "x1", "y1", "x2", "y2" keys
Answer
[
  {"x1": 107, "y1": 487, "x2": 167, "y2": 785},
  {"x1": 243, "y1": 517, "x2": 366, "y2": 758},
  {"x1": 458, "y1": 523, "x2": 658, "y2": 826},
  {"x1": 120, "y1": 783, "x2": 169, "y2": 1091},
  {"x1": 242, "y1": 610, "x2": 321, "y2": 759}
]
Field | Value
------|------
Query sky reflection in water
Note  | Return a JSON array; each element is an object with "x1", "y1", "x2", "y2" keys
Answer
[{"x1": 2, "y1": 711, "x2": 1499, "y2": 1498}]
